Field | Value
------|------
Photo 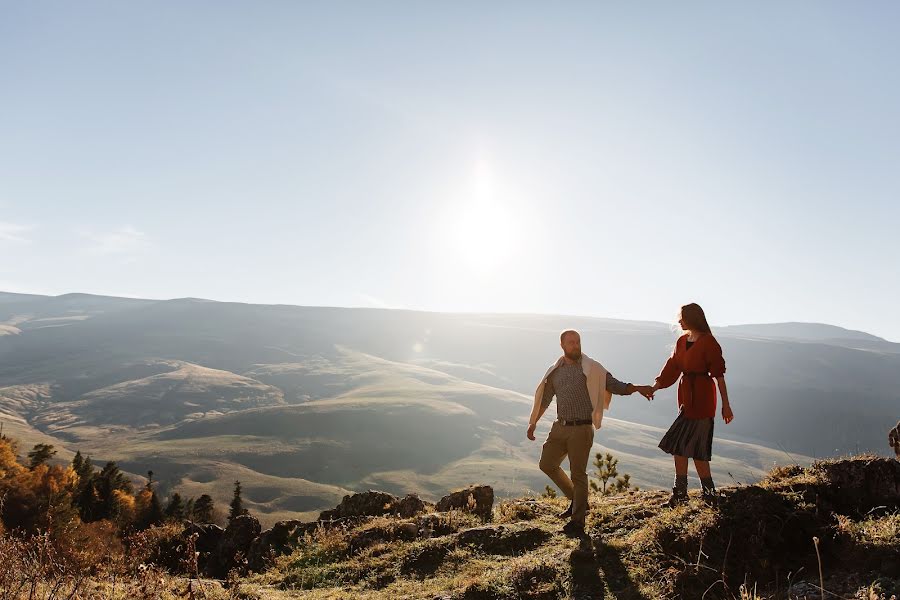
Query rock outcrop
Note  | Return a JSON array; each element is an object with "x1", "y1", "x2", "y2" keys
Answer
[
  {"x1": 435, "y1": 485, "x2": 494, "y2": 520},
  {"x1": 247, "y1": 519, "x2": 320, "y2": 572},
  {"x1": 318, "y1": 490, "x2": 430, "y2": 521},
  {"x1": 396, "y1": 493, "x2": 428, "y2": 518},
  {"x1": 216, "y1": 514, "x2": 261, "y2": 575},
  {"x1": 183, "y1": 522, "x2": 225, "y2": 576}
]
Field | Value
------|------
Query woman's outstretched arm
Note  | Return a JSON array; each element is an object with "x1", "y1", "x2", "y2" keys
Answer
[
  {"x1": 716, "y1": 376, "x2": 733, "y2": 423},
  {"x1": 652, "y1": 353, "x2": 681, "y2": 393}
]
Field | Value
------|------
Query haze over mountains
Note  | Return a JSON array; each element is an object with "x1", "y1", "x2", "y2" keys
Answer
[{"x1": 1, "y1": 291, "x2": 896, "y2": 525}]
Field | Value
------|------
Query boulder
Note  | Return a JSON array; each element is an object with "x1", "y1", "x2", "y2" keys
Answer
[
  {"x1": 318, "y1": 490, "x2": 399, "y2": 521},
  {"x1": 187, "y1": 522, "x2": 225, "y2": 554},
  {"x1": 247, "y1": 519, "x2": 319, "y2": 572},
  {"x1": 396, "y1": 493, "x2": 428, "y2": 518},
  {"x1": 182, "y1": 522, "x2": 225, "y2": 577},
  {"x1": 217, "y1": 514, "x2": 261, "y2": 575},
  {"x1": 399, "y1": 521, "x2": 420, "y2": 539},
  {"x1": 436, "y1": 485, "x2": 494, "y2": 520}
]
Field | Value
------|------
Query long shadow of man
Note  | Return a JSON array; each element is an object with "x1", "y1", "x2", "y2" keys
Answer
[{"x1": 565, "y1": 536, "x2": 654, "y2": 600}]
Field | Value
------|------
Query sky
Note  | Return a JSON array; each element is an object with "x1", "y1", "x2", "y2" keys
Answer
[{"x1": 2, "y1": 2, "x2": 899, "y2": 341}]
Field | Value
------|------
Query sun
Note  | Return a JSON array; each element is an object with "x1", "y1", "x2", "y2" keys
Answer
[{"x1": 447, "y1": 159, "x2": 518, "y2": 275}]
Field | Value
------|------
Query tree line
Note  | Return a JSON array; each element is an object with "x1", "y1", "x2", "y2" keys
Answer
[{"x1": 0, "y1": 433, "x2": 248, "y2": 542}]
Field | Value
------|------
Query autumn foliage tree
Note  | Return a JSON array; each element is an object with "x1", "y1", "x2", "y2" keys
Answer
[
  {"x1": 0, "y1": 432, "x2": 224, "y2": 578},
  {"x1": 0, "y1": 438, "x2": 79, "y2": 536},
  {"x1": 0, "y1": 428, "x2": 245, "y2": 594},
  {"x1": 1, "y1": 434, "x2": 201, "y2": 542},
  {"x1": 94, "y1": 461, "x2": 133, "y2": 522}
]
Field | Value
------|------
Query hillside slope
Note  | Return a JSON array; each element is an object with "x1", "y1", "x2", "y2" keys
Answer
[{"x1": 241, "y1": 456, "x2": 900, "y2": 600}]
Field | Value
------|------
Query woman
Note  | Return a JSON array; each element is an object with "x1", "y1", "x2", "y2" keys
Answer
[{"x1": 651, "y1": 303, "x2": 733, "y2": 507}]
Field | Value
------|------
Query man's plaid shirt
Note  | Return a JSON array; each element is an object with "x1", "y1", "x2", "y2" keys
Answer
[{"x1": 540, "y1": 358, "x2": 631, "y2": 421}]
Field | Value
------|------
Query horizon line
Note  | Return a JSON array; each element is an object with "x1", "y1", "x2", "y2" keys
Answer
[{"x1": 0, "y1": 288, "x2": 892, "y2": 344}]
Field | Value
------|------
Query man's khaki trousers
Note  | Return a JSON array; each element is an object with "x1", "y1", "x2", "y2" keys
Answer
[{"x1": 539, "y1": 421, "x2": 594, "y2": 523}]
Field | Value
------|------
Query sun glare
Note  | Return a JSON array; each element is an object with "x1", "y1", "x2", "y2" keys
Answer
[{"x1": 448, "y1": 159, "x2": 518, "y2": 275}]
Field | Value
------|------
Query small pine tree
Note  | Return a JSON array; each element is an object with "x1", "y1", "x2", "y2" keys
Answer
[
  {"x1": 229, "y1": 480, "x2": 248, "y2": 522},
  {"x1": 590, "y1": 452, "x2": 618, "y2": 494},
  {"x1": 73, "y1": 455, "x2": 97, "y2": 521},
  {"x1": 71, "y1": 450, "x2": 84, "y2": 474},
  {"x1": 146, "y1": 491, "x2": 164, "y2": 527},
  {"x1": 165, "y1": 493, "x2": 185, "y2": 521},
  {"x1": 27, "y1": 443, "x2": 57, "y2": 469},
  {"x1": 75, "y1": 455, "x2": 95, "y2": 487},
  {"x1": 611, "y1": 472, "x2": 634, "y2": 493},
  {"x1": 590, "y1": 451, "x2": 634, "y2": 496},
  {"x1": 541, "y1": 485, "x2": 558, "y2": 499},
  {"x1": 193, "y1": 494, "x2": 215, "y2": 523}
]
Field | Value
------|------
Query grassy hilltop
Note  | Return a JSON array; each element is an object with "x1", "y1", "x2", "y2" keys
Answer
[
  {"x1": 238, "y1": 456, "x2": 899, "y2": 600},
  {"x1": 2, "y1": 452, "x2": 898, "y2": 600}
]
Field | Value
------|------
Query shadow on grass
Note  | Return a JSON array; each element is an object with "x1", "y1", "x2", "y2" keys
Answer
[{"x1": 564, "y1": 534, "x2": 655, "y2": 600}]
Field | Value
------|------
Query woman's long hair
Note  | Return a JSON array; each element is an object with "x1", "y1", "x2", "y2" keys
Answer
[{"x1": 681, "y1": 303, "x2": 712, "y2": 334}]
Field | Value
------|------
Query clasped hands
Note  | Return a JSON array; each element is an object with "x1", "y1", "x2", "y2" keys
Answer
[{"x1": 630, "y1": 383, "x2": 656, "y2": 401}]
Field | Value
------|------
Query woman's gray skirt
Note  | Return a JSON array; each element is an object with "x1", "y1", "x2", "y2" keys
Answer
[{"x1": 658, "y1": 412, "x2": 714, "y2": 461}]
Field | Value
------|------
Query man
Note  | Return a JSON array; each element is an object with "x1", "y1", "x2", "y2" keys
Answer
[{"x1": 527, "y1": 330, "x2": 654, "y2": 537}]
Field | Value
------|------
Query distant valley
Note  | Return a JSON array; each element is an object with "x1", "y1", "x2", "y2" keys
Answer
[{"x1": 1, "y1": 291, "x2": 897, "y2": 525}]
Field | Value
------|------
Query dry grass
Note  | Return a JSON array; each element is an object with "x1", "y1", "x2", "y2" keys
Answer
[
  {"x1": 836, "y1": 513, "x2": 900, "y2": 549},
  {"x1": 2, "y1": 457, "x2": 898, "y2": 599},
  {"x1": 0, "y1": 525, "x2": 267, "y2": 600},
  {"x1": 494, "y1": 499, "x2": 539, "y2": 524},
  {"x1": 242, "y1": 458, "x2": 900, "y2": 599}
]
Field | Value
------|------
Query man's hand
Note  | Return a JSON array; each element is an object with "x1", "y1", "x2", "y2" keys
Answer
[
  {"x1": 526, "y1": 422, "x2": 537, "y2": 441},
  {"x1": 635, "y1": 385, "x2": 655, "y2": 401},
  {"x1": 722, "y1": 403, "x2": 734, "y2": 424}
]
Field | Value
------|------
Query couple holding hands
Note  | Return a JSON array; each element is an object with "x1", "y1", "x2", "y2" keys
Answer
[{"x1": 526, "y1": 303, "x2": 733, "y2": 537}]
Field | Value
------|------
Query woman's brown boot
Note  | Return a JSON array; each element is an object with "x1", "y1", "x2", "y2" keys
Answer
[{"x1": 663, "y1": 487, "x2": 688, "y2": 508}]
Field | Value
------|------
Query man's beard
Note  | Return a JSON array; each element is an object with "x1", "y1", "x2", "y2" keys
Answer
[{"x1": 564, "y1": 349, "x2": 581, "y2": 361}]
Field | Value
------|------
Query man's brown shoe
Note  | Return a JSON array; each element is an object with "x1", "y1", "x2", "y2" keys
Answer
[
  {"x1": 562, "y1": 519, "x2": 585, "y2": 538},
  {"x1": 557, "y1": 501, "x2": 573, "y2": 520}
]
